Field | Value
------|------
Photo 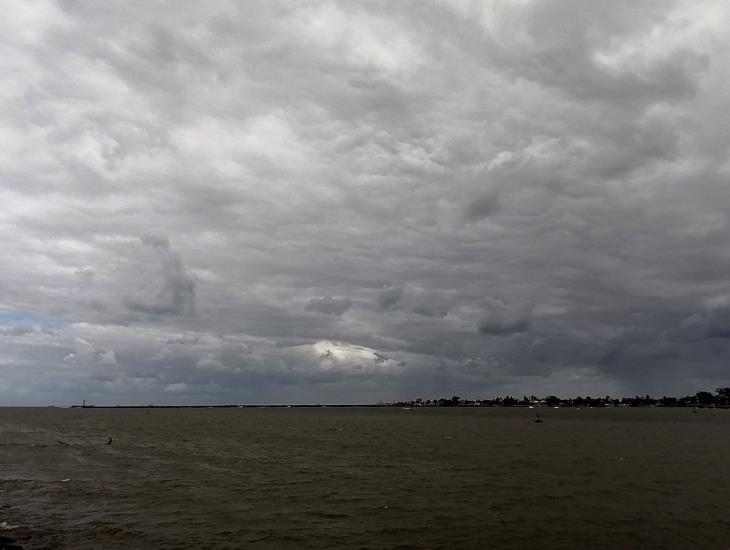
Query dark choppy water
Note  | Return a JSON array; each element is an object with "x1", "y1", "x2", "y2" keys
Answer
[{"x1": 1, "y1": 407, "x2": 728, "y2": 549}]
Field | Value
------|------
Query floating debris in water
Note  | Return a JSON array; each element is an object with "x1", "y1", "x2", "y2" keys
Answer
[{"x1": 0, "y1": 522, "x2": 19, "y2": 531}]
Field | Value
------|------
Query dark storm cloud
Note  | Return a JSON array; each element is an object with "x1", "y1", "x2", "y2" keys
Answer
[
  {"x1": 683, "y1": 297, "x2": 730, "y2": 339},
  {"x1": 124, "y1": 236, "x2": 197, "y2": 316},
  {"x1": 477, "y1": 317, "x2": 530, "y2": 336},
  {"x1": 2, "y1": 0, "x2": 730, "y2": 405},
  {"x1": 465, "y1": 192, "x2": 501, "y2": 221},
  {"x1": 305, "y1": 296, "x2": 353, "y2": 316},
  {"x1": 375, "y1": 285, "x2": 450, "y2": 318}
]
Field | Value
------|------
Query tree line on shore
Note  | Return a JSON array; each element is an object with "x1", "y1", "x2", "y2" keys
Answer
[{"x1": 388, "y1": 387, "x2": 730, "y2": 408}]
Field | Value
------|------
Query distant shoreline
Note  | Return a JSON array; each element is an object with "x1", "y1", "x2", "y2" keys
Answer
[
  {"x1": 65, "y1": 403, "x2": 730, "y2": 409},
  {"x1": 10, "y1": 387, "x2": 728, "y2": 409}
]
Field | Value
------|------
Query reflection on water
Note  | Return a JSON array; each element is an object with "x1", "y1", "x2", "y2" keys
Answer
[{"x1": 1, "y1": 407, "x2": 728, "y2": 548}]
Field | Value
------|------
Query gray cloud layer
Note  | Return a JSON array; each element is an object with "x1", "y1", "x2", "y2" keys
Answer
[{"x1": 2, "y1": 0, "x2": 730, "y2": 404}]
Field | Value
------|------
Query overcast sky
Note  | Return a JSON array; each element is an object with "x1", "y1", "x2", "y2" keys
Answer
[{"x1": 2, "y1": 0, "x2": 730, "y2": 405}]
